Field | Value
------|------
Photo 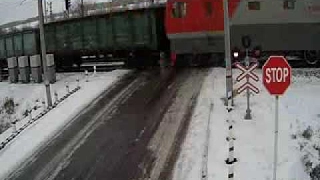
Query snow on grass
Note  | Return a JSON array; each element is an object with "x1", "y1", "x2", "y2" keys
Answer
[
  {"x1": 0, "y1": 69, "x2": 130, "y2": 179},
  {"x1": 173, "y1": 68, "x2": 320, "y2": 180},
  {"x1": 283, "y1": 69, "x2": 320, "y2": 179},
  {"x1": 0, "y1": 72, "x2": 91, "y2": 137}
]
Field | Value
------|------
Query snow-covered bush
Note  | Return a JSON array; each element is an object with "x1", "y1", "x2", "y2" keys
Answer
[
  {"x1": 311, "y1": 164, "x2": 320, "y2": 180},
  {"x1": 3, "y1": 97, "x2": 15, "y2": 115},
  {"x1": 302, "y1": 126, "x2": 314, "y2": 140},
  {"x1": 0, "y1": 120, "x2": 10, "y2": 134},
  {"x1": 0, "y1": 97, "x2": 18, "y2": 134},
  {"x1": 298, "y1": 126, "x2": 320, "y2": 180}
]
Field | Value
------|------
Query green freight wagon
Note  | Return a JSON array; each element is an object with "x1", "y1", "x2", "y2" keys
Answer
[
  {"x1": 0, "y1": 29, "x2": 39, "y2": 68},
  {"x1": 44, "y1": 5, "x2": 169, "y2": 68}
]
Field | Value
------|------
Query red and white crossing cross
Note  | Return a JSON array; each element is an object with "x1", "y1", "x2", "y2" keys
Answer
[
  {"x1": 234, "y1": 62, "x2": 259, "y2": 82},
  {"x1": 237, "y1": 81, "x2": 260, "y2": 94},
  {"x1": 234, "y1": 62, "x2": 260, "y2": 95},
  {"x1": 262, "y1": 56, "x2": 292, "y2": 95}
]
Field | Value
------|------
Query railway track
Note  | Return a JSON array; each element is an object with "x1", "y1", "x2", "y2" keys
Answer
[
  {"x1": 0, "y1": 61, "x2": 126, "y2": 81},
  {"x1": 56, "y1": 61, "x2": 126, "y2": 73}
]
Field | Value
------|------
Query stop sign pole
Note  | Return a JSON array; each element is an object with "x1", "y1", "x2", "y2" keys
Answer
[{"x1": 262, "y1": 56, "x2": 291, "y2": 180}]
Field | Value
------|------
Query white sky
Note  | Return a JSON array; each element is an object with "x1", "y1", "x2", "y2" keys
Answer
[{"x1": 0, "y1": 0, "x2": 111, "y2": 25}]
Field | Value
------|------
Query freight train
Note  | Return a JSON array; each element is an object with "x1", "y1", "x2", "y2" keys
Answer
[
  {"x1": 0, "y1": 0, "x2": 319, "y2": 70},
  {"x1": 0, "y1": 3, "x2": 169, "y2": 70}
]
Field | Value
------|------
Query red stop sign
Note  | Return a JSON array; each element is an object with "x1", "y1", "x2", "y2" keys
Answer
[{"x1": 262, "y1": 56, "x2": 292, "y2": 95}]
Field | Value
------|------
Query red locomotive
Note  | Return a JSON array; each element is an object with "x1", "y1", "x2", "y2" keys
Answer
[{"x1": 165, "y1": 0, "x2": 320, "y2": 66}]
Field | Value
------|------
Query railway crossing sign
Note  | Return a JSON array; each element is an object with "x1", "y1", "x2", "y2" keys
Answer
[
  {"x1": 235, "y1": 62, "x2": 259, "y2": 94},
  {"x1": 262, "y1": 56, "x2": 292, "y2": 95},
  {"x1": 235, "y1": 59, "x2": 259, "y2": 120}
]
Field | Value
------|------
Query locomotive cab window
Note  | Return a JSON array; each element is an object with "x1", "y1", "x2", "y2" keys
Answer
[
  {"x1": 248, "y1": 1, "x2": 261, "y2": 10},
  {"x1": 172, "y1": 2, "x2": 187, "y2": 18},
  {"x1": 204, "y1": 2, "x2": 213, "y2": 17},
  {"x1": 283, "y1": 0, "x2": 295, "y2": 10}
]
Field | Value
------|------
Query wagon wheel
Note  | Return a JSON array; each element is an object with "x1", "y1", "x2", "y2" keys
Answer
[
  {"x1": 304, "y1": 50, "x2": 320, "y2": 65},
  {"x1": 184, "y1": 55, "x2": 194, "y2": 67}
]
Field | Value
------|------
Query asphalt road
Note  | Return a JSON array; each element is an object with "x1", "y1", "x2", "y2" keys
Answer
[{"x1": 6, "y1": 68, "x2": 208, "y2": 180}]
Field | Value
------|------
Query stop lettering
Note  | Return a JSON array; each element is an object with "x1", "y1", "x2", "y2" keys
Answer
[
  {"x1": 265, "y1": 67, "x2": 289, "y2": 83},
  {"x1": 262, "y1": 56, "x2": 292, "y2": 95}
]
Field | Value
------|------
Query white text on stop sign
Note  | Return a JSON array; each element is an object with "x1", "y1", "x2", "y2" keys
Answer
[{"x1": 265, "y1": 67, "x2": 289, "y2": 83}]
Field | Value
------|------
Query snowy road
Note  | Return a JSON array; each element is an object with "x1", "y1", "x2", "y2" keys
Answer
[{"x1": 5, "y1": 68, "x2": 208, "y2": 180}]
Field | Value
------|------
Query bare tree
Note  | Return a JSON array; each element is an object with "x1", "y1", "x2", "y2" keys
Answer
[{"x1": 70, "y1": 0, "x2": 84, "y2": 17}]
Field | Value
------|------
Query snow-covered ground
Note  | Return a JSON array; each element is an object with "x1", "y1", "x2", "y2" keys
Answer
[
  {"x1": 0, "y1": 73, "x2": 80, "y2": 135},
  {"x1": 0, "y1": 69, "x2": 130, "y2": 179},
  {"x1": 173, "y1": 68, "x2": 320, "y2": 180}
]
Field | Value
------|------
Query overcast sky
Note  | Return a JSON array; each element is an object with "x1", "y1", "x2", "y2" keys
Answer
[{"x1": 0, "y1": 0, "x2": 111, "y2": 25}]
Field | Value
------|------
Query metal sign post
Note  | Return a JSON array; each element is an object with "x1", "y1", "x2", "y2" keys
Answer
[
  {"x1": 223, "y1": 0, "x2": 233, "y2": 106},
  {"x1": 273, "y1": 95, "x2": 279, "y2": 180},
  {"x1": 244, "y1": 49, "x2": 252, "y2": 119}
]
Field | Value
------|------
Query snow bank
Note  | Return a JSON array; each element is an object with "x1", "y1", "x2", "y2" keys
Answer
[
  {"x1": 0, "y1": 69, "x2": 130, "y2": 179},
  {"x1": 173, "y1": 68, "x2": 317, "y2": 180},
  {"x1": 0, "y1": 73, "x2": 82, "y2": 136}
]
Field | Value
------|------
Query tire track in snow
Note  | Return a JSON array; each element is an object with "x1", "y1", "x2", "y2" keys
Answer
[{"x1": 201, "y1": 103, "x2": 213, "y2": 180}]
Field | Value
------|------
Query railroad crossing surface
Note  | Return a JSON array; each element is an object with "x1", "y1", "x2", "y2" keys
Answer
[{"x1": 4, "y1": 68, "x2": 208, "y2": 180}]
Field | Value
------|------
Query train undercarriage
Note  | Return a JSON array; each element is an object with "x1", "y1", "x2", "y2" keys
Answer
[
  {"x1": 52, "y1": 49, "x2": 163, "y2": 71},
  {"x1": 170, "y1": 49, "x2": 320, "y2": 68},
  {"x1": 168, "y1": 34, "x2": 320, "y2": 68},
  {"x1": 256, "y1": 50, "x2": 320, "y2": 67},
  {"x1": 52, "y1": 48, "x2": 320, "y2": 71}
]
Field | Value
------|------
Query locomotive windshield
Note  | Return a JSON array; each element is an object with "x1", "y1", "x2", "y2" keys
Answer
[{"x1": 172, "y1": 2, "x2": 187, "y2": 18}]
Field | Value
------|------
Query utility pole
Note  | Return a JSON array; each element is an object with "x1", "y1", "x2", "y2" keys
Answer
[
  {"x1": 81, "y1": 0, "x2": 84, "y2": 17},
  {"x1": 43, "y1": 0, "x2": 47, "y2": 22},
  {"x1": 38, "y1": 0, "x2": 53, "y2": 107},
  {"x1": 223, "y1": 0, "x2": 234, "y2": 106},
  {"x1": 49, "y1": 2, "x2": 53, "y2": 21}
]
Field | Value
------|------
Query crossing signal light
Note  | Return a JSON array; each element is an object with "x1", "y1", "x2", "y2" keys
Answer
[
  {"x1": 65, "y1": 0, "x2": 71, "y2": 11},
  {"x1": 253, "y1": 46, "x2": 262, "y2": 58}
]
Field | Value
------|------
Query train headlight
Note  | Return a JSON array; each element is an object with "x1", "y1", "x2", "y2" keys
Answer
[{"x1": 233, "y1": 52, "x2": 239, "y2": 58}]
